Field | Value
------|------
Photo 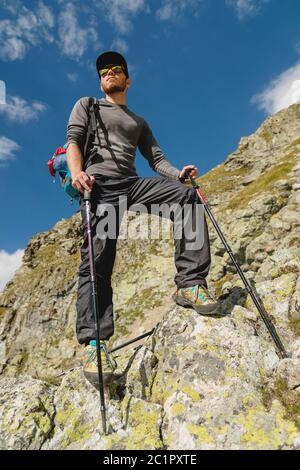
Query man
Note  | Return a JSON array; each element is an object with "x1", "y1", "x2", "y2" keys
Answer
[{"x1": 66, "y1": 51, "x2": 220, "y2": 384}]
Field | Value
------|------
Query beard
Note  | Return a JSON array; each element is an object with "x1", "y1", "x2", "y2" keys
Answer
[{"x1": 101, "y1": 77, "x2": 127, "y2": 95}]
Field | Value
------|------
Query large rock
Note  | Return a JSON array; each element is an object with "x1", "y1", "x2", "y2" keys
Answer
[
  {"x1": 0, "y1": 375, "x2": 55, "y2": 450},
  {"x1": 1, "y1": 303, "x2": 299, "y2": 450}
]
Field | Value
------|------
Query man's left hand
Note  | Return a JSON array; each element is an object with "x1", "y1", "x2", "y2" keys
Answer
[{"x1": 179, "y1": 165, "x2": 198, "y2": 182}]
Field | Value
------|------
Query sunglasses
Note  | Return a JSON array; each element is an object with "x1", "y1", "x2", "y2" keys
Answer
[{"x1": 99, "y1": 65, "x2": 125, "y2": 78}]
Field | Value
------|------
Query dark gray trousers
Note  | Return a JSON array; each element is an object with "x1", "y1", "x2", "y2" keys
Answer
[{"x1": 76, "y1": 175, "x2": 211, "y2": 344}]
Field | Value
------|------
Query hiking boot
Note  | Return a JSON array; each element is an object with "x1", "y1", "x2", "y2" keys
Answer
[
  {"x1": 83, "y1": 340, "x2": 116, "y2": 387},
  {"x1": 172, "y1": 285, "x2": 221, "y2": 316}
]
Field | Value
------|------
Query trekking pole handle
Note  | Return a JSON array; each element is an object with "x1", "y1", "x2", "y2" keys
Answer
[
  {"x1": 187, "y1": 170, "x2": 200, "y2": 191},
  {"x1": 83, "y1": 189, "x2": 92, "y2": 201}
]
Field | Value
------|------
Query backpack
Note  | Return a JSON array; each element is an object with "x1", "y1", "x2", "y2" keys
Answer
[{"x1": 47, "y1": 97, "x2": 98, "y2": 202}]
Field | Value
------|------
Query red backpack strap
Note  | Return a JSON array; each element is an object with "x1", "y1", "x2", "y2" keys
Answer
[
  {"x1": 48, "y1": 158, "x2": 55, "y2": 177},
  {"x1": 54, "y1": 147, "x2": 67, "y2": 156}
]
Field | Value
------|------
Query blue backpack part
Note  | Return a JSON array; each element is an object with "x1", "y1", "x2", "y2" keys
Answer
[
  {"x1": 47, "y1": 97, "x2": 97, "y2": 202},
  {"x1": 48, "y1": 144, "x2": 80, "y2": 200}
]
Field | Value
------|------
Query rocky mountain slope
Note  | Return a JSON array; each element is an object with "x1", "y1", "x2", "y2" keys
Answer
[{"x1": 0, "y1": 103, "x2": 299, "y2": 449}]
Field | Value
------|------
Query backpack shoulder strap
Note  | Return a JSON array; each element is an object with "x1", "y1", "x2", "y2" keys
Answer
[
  {"x1": 93, "y1": 98, "x2": 107, "y2": 145},
  {"x1": 83, "y1": 97, "x2": 97, "y2": 157},
  {"x1": 89, "y1": 97, "x2": 97, "y2": 133}
]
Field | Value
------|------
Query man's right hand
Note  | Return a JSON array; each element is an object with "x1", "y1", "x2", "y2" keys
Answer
[{"x1": 72, "y1": 171, "x2": 95, "y2": 193}]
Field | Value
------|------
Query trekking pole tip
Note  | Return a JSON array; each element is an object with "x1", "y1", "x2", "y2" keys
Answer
[{"x1": 280, "y1": 350, "x2": 291, "y2": 359}]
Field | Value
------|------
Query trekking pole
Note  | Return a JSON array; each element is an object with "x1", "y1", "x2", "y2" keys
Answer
[
  {"x1": 83, "y1": 189, "x2": 107, "y2": 434},
  {"x1": 187, "y1": 173, "x2": 289, "y2": 359},
  {"x1": 109, "y1": 329, "x2": 155, "y2": 354}
]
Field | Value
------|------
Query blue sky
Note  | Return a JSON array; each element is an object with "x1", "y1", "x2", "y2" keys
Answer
[{"x1": 1, "y1": 0, "x2": 300, "y2": 289}]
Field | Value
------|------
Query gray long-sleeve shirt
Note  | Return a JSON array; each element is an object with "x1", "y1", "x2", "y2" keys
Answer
[{"x1": 66, "y1": 97, "x2": 181, "y2": 180}]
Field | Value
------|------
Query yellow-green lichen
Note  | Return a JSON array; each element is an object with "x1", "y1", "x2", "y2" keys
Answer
[
  {"x1": 181, "y1": 386, "x2": 201, "y2": 402},
  {"x1": 217, "y1": 425, "x2": 228, "y2": 436},
  {"x1": 195, "y1": 334, "x2": 220, "y2": 353},
  {"x1": 236, "y1": 404, "x2": 298, "y2": 449},
  {"x1": 242, "y1": 394, "x2": 257, "y2": 407},
  {"x1": 123, "y1": 401, "x2": 162, "y2": 450},
  {"x1": 225, "y1": 365, "x2": 245, "y2": 381},
  {"x1": 100, "y1": 431, "x2": 125, "y2": 450},
  {"x1": 273, "y1": 274, "x2": 297, "y2": 302},
  {"x1": 55, "y1": 403, "x2": 80, "y2": 428},
  {"x1": 39, "y1": 375, "x2": 62, "y2": 386},
  {"x1": 55, "y1": 401, "x2": 93, "y2": 449},
  {"x1": 171, "y1": 403, "x2": 186, "y2": 417},
  {"x1": 186, "y1": 423, "x2": 214, "y2": 444},
  {"x1": 2, "y1": 394, "x2": 54, "y2": 443},
  {"x1": 151, "y1": 376, "x2": 179, "y2": 405},
  {"x1": 164, "y1": 432, "x2": 175, "y2": 448},
  {"x1": 63, "y1": 423, "x2": 92, "y2": 448}
]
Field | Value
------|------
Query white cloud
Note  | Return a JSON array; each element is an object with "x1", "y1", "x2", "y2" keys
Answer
[
  {"x1": 67, "y1": 72, "x2": 78, "y2": 82},
  {"x1": 0, "y1": 1, "x2": 101, "y2": 61},
  {"x1": 0, "y1": 0, "x2": 272, "y2": 64},
  {"x1": 0, "y1": 0, "x2": 23, "y2": 15},
  {"x1": 98, "y1": 0, "x2": 147, "y2": 34},
  {"x1": 0, "y1": 0, "x2": 208, "y2": 62},
  {"x1": 0, "y1": 95, "x2": 47, "y2": 123},
  {"x1": 156, "y1": 0, "x2": 203, "y2": 22},
  {"x1": 252, "y1": 62, "x2": 300, "y2": 114},
  {"x1": 0, "y1": 80, "x2": 5, "y2": 104},
  {"x1": 0, "y1": 249, "x2": 24, "y2": 292},
  {"x1": 156, "y1": 3, "x2": 174, "y2": 21},
  {"x1": 37, "y1": 1, "x2": 55, "y2": 29},
  {"x1": 0, "y1": 1, "x2": 55, "y2": 61},
  {"x1": 0, "y1": 27, "x2": 28, "y2": 61},
  {"x1": 0, "y1": 136, "x2": 20, "y2": 165},
  {"x1": 58, "y1": 2, "x2": 99, "y2": 59},
  {"x1": 226, "y1": 0, "x2": 270, "y2": 20},
  {"x1": 110, "y1": 38, "x2": 128, "y2": 54}
]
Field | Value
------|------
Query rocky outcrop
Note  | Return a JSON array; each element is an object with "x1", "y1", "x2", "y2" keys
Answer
[
  {"x1": 0, "y1": 103, "x2": 299, "y2": 449},
  {"x1": 1, "y1": 306, "x2": 299, "y2": 450}
]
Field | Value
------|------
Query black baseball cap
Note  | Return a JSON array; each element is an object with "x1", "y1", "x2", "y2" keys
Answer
[{"x1": 96, "y1": 51, "x2": 129, "y2": 79}]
